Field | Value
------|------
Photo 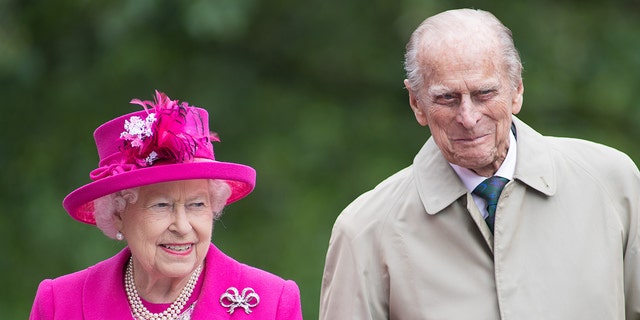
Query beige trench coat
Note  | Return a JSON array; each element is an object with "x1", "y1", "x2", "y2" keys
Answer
[{"x1": 320, "y1": 117, "x2": 640, "y2": 320}]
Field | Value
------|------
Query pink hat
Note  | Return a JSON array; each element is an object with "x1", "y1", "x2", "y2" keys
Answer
[{"x1": 63, "y1": 90, "x2": 256, "y2": 225}]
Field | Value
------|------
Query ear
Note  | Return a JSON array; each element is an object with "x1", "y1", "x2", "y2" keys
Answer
[
  {"x1": 511, "y1": 79, "x2": 524, "y2": 115},
  {"x1": 404, "y1": 79, "x2": 429, "y2": 126}
]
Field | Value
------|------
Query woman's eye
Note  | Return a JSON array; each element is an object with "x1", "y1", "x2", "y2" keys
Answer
[
  {"x1": 189, "y1": 202, "x2": 207, "y2": 208},
  {"x1": 154, "y1": 202, "x2": 172, "y2": 209}
]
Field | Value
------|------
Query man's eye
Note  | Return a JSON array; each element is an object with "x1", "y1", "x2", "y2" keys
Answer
[
  {"x1": 476, "y1": 90, "x2": 497, "y2": 99},
  {"x1": 154, "y1": 203, "x2": 171, "y2": 208},
  {"x1": 434, "y1": 94, "x2": 457, "y2": 105}
]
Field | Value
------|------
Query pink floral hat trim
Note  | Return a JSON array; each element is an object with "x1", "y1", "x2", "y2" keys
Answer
[{"x1": 63, "y1": 90, "x2": 256, "y2": 225}]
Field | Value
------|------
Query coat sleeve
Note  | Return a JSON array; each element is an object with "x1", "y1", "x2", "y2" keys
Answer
[
  {"x1": 625, "y1": 194, "x2": 640, "y2": 320},
  {"x1": 320, "y1": 218, "x2": 387, "y2": 320},
  {"x1": 627, "y1": 242, "x2": 640, "y2": 319},
  {"x1": 29, "y1": 279, "x2": 54, "y2": 320},
  {"x1": 275, "y1": 280, "x2": 303, "y2": 320},
  {"x1": 615, "y1": 154, "x2": 640, "y2": 320}
]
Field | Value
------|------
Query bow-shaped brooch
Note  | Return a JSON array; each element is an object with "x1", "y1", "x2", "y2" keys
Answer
[{"x1": 220, "y1": 287, "x2": 260, "y2": 314}]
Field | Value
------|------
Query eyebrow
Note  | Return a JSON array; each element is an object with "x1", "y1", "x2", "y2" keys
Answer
[
  {"x1": 427, "y1": 85, "x2": 451, "y2": 97},
  {"x1": 427, "y1": 80, "x2": 501, "y2": 97}
]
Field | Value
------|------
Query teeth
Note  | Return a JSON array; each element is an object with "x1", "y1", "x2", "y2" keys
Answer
[{"x1": 163, "y1": 244, "x2": 191, "y2": 251}]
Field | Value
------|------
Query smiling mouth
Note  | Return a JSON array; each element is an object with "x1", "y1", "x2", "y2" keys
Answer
[
  {"x1": 160, "y1": 244, "x2": 193, "y2": 252},
  {"x1": 455, "y1": 133, "x2": 488, "y2": 142}
]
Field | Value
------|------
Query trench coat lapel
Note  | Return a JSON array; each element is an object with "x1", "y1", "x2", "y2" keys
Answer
[
  {"x1": 511, "y1": 117, "x2": 556, "y2": 197},
  {"x1": 414, "y1": 137, "x2": 468, "y2": 215}
]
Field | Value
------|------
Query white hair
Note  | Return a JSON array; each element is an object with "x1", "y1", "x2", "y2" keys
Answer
[
  {"x1": 404, "y1": 9, "x2": 523, "y2": 96},
  {"x1": 93, "y1": 179, "x2": 232, "y2": 239}
]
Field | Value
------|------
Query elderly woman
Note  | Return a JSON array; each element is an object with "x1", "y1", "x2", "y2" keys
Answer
[{"x1": 30, "y1": 91, "x2": 303, "y2": 319}]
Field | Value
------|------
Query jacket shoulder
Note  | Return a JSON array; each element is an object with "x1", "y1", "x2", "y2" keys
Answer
[
  {"x1": 333, "y1": 166, "x2": 414, "y2": 234},
  {"x1": 36, "y1": 267, "x2": 91, "y2": 298},
  {"x1": 546, "y1": 136, "x2": 639, "y2": 179},
  {"x1": 30, "y1": 268, "x2": 91, "y2": 319},
  {"x1": 30, "y1": 248, "x2": 130, "y2": 320}
]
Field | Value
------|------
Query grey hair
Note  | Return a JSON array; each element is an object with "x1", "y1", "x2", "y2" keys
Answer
[
  {"x1": 93, "y1": 180, "x2": 232, "y2": 239},
  {"x1": 404, "y1": 9, "x2": 523, "y2": 95}
]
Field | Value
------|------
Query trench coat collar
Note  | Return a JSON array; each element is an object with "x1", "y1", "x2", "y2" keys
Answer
[
  {"x1": 82, "y1": 243, "x2": 245, "y2": 319},
  {"x1": 414, "y1": 116, "x2": 556, "y2": 215}
]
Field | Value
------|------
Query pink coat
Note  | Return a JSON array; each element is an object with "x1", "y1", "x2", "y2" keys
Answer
[{"x1": 30, "y1": 243, "x2": 303, "y2": 319}]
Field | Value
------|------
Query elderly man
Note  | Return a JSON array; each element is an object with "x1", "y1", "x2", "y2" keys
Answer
[{"x1": 320, "y1": 8, "x2": 640, "y2": 319}]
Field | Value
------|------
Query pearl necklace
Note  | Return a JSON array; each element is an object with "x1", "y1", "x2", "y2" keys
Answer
[{"x1": 125, "y1": 257, "x2": 202, "y2": 320}]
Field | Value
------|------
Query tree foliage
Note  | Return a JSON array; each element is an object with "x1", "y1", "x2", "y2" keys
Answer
[{"x1": 1, "y1": 0, "x2": 639, "y2": 318}]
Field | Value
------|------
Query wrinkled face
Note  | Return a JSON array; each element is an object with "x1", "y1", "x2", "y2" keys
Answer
[
  {"x1": 115, "y1": 179, "x2": 213, "y2": 280},
  {"x1": 406, "y1": 44, "x2": 523, "y2": 176}
]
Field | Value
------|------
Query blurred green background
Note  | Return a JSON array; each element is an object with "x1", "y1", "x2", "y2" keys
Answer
[{"x1": 2, "y1": 0, "x2": 639, "y2": 318}]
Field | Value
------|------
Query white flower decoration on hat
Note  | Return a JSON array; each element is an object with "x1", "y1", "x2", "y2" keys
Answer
[{"x1": 120, "y1": 113, "x2": 156, "y2": 147}]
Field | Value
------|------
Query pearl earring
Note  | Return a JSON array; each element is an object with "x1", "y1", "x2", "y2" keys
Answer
[{"x1": 116, "y1": 231, "x2": 124, "y2": 241}]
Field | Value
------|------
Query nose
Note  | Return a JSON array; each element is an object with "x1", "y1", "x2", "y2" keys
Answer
[
  {"x1": 170, "y1": 205, "x2": 193, "y2": 234},
  {"x1": 456, "y1": 95, "x2": 481, "y2": 128}
]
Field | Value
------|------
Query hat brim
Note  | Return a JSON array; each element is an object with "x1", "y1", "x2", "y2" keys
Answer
[{"x1": 63, "y1": 161, "x2": 256, "y2": 225}]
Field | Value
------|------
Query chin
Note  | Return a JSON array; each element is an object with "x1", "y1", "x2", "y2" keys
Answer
[
  {"x1": 159, "y1": 263, "x2": 197, "y2": 278},
  {"x1": 454, "y1": 154, "x2": 490, "y2": 166},
  {"x1": 456, "y1": 158, "x2": 497, "y2": 174},
  {"x1": 159, "y1": 258, "x2": 198, "y2": 273}
]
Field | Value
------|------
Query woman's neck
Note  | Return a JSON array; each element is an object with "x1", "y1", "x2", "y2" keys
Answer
[
  {"x1": 132, "y1": 260, "x2": 200, "y2": 303},
  {"x1": 140, "y1": 269, "x2": 205, "y2": 314}
]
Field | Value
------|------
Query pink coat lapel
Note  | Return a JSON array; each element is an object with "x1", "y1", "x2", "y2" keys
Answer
[{"x1": 192, "y1": 244, "x2": 302, "y2": 319}]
